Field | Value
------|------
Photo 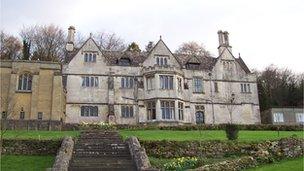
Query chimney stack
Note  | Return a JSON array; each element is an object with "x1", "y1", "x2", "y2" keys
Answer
[
  {"x1": 66, "y1": 26, "x2": 75, "y2": 52},
  {"x1": 217, "y1": 30, "x2": 232, "y2": 55}
]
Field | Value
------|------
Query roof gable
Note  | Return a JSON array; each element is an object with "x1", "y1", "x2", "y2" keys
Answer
[{"x1": 143, "y1": 38, "x2": 181, "y2": 68}]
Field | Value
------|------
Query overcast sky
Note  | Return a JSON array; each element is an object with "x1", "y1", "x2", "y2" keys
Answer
[{"x1": 1, "y1": 0, "x2": 303, "y2": 73}]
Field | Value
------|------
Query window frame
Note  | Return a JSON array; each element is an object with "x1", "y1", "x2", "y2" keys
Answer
[
  {"x1": 37, "y1": 112, "x2": 43, "y2": 120},
  {"x1": 155, "y1": 55, "x2": 169, "y2": 66},
  {"x1": 82, "y1": 76, "x2": 99, "y2": 87},
  {"x1": 178, "y1": 102, "x2": 184, "y2": 120},
  {"x1": 147, "y1": 101, "x2": 156, "y2": 120},
  {"x1": 121, "y1": 105, "x2": 134, "y2": 118},
  {"x1": 193, "y1": 77, "x2": 203, "y2": 93},
  {"x1": 161, "y1": 101, "x2": 175, "y2": 120},
  {"x1": 18, "y1": 73, "x2": 32, "y2": 91},
  {"x1": 80, "y1": 106, "x2": 98, "y2": 117},
  {"x1": 121, "y1": 77, "x2": 134, "y2": 89},
  {"x1": 273, "y1": 112, "x2": 284, "y2": 123},
  {"x1": 296, "y1": 113, "x2": 304, "y2": 123},
  {"x1": 159, "y1": 75, "x2": 173, "y2": 90},
  {"x1": 84, "y1": 52, "x2": 97, "y2": 63}
]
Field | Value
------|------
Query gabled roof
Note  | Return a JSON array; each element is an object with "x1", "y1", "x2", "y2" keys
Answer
[
  {"x1": 65, "y1": 37, "x2": 103, "y2": 63},
  {"x1": 146, "y1": 38, "x2": 182, "y2": 67},
  {"x1": 65, "y1": 37, "x2": 251, "y2": 73},
  {"x1": 102, "y1": 51, "x2": 147, "y2": 66},
  {"x1": 174, "y1": 53, "x2": 218, "y2": 71},
  {"x1": 218, "y1": 47, "x2": 251, "y2": 74},
  {"x1": 236, "y1": 57, "x2": 251, "y2": 74}
]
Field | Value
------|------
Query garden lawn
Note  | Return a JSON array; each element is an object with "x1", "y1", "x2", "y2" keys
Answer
[
  {"x1": 120, "y1": 130, "x2": 304, "y2": 141},
  {"x1": 2, "y1": 130, "x2": 80, "y2": 140},
  {"x1": 0, "y1": 155, "x2": 55, "y2": 171},
  {"x1": 246, "y1": 157, "x2": 304, "y2": 171},
  {"x1": 2, "y1": 130, "x2": 303, "y2": 141}
]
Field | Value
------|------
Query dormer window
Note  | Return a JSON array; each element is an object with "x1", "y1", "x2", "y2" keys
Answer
[
  {"x1": 186, "y1": 63, "x2": 200, "y2": 70},
  {"x1": 84, "y1": 52, "x2": 97, "y2": 62},
  {"x1": 186, "y1": 57, "x2": 201, "y2": 70},
  {"x1": 118, "y1": 58, "x2": 131, "y2": 66},
  {"x1": 155, "y1": 55, "x2": 168, "y2": 66}
]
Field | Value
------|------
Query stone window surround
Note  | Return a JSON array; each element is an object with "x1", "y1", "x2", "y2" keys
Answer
[
  {"x1": 241, "y1": 83, "x2": 251, "y2": 93},
  {"x1": 155, "y1": 55, "x2": 169, "y2": 66},
  {"x1": 159, "y1": 75, "x2": 173, "y2": 90},
  {"x1": 193, "y1": 77, "x2": 204, "y2": 93},
  {"x1": 17, "y1": 72, "x2": 33, "y2": 91},
  {"x1": 273, "y1": 112, "x2": 284, "y2": 123},
  {"x1": 80, "y1": 106, "x2": 98, "y2": 117},
  {"x1": 81, "y1": 76, "x2": 99, "y2": 87},
  {"x1": 84, "y1": 52, "x2": 97, "y2": 63},
  {"x1": 147, "y1": 101, "x2": 156, "y2": 120},
  {"x1": 121, "y1": 105, "x2": 134, "y2": 118},
  {"x1": 121, "y1": 76, "x2": 134, "y2": 89},
  {"x1": 161, "y1": 100, "x2": 175, "y2": 120}
]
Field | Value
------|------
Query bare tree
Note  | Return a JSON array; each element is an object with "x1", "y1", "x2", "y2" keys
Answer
[
  {"x1": 94, "y1": 32, "x2": 126, "y2": 51},
  {"x1": 175, "y1": 41, "x2": 210, "y2": 56},
  {"x1": 20, "y1": 24, "x2": 66, "y2": 62},
  {"x1": 224, "y1": 83, "x2": 236, "y2": 123},
  {"x1": 0, "y1": 31, "x2": 22, "y2": 60},
  {"x1": 0, "y1": 96, "x2": 16, "y2": 159}
]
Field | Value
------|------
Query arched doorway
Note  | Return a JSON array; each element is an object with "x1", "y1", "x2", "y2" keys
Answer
[{"x1": 196, "y1": 111, "x2": 204, "y2": 124}]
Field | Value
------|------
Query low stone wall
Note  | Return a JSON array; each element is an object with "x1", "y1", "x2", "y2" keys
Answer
[
  {"x1": 126, "y1": 136, "x2": 158, "y2": 171},
  {"x1": 2, "y1": 139, "x2": 61, "y2": 155},
  {"x1": 141, "y1": 137, "x2": 304, "y2": 159},
  {"x1": 50, "y1": 137, "x2": 74, "y2": 171},
  {"x1": 192, "y1": 137, "x2": 304, "y2": 171},
  {"x1": 1, "y1": 119, "x2": 63, "y2": 131}
]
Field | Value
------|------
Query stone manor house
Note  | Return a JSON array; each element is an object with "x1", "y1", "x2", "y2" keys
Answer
[{"x1": 0, "y1": 26, "x2": 260, "y2": 125}]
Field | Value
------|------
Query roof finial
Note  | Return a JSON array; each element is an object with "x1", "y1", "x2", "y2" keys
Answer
[
  {"x1": 238, "y1": 53, "x2": 241, "y2": 58},
  {"x1": 90, "y1": 32, "x2": 93, "y2": 38},
  {"x1": 159, "y1": 35, "x2": 162, "y2": 40}
]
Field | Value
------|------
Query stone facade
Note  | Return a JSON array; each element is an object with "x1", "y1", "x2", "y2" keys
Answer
[
  {"x1": 0, "y1": 60, "x2": 65, "y2": 121},
  {"x1": 63, "y1": 28, "x2": 260, "y2": 124},
  {"x1": 261, "y1": 107, "x2": 304, "y2": 125}
]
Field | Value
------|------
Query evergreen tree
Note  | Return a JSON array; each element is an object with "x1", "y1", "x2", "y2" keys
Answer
[{"x1": 127, "y1": 42, "x2": 141, "y2": 52}]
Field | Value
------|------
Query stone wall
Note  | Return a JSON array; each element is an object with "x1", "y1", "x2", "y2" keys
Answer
[
  {"x1": 1, "y1": 119, "x2": 63, "y2": 130},
  {"x1": 126, "y1": 136, "x2": 158, "y2": 171},
  {"x1": 50, "y1": 137, "x2": 74, "y2": 171},
  {"x1": 2, "y1": 139, "x2": 61, "y2": 155},
  {"x1": 141, "y1": 137, "x2": 304, "y2": 158},
  {"x1": 0, "y1": 60, "x2": 65, "y2": 122}
]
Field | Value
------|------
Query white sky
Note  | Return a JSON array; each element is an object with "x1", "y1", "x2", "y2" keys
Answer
[{"x1": 1, "y1": 0, "x2": 303, "y2": 73}]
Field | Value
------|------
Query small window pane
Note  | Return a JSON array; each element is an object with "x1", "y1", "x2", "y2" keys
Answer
[{"x1": 93, "y1": 54, "x2": 96, "y2": 62}]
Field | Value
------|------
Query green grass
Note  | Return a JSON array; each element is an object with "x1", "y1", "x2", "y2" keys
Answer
[
  {"x1": 2, "y1": 130, "x2": 80, "y2": 140},
  {"x1": 2, "y1": 130, "x2": 303, "y2": 141},
  {"x1": 0, "y1": 155, "x2": 55, "y2": 171},
  {"x1": 246, "y1": 157, "x2": 304, "y2": 171},
  {"x1": 120, "y1": 130, "x2": 304, "y2": 141}
]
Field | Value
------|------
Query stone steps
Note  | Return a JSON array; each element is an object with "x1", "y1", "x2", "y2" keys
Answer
[{"x1": 68, "y1": 130, "x2": 136, "y2": 171}]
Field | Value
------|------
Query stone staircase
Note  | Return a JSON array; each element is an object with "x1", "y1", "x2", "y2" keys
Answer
[{"x1": 68, "y1": 130, "x2": 137, "y2": 171}]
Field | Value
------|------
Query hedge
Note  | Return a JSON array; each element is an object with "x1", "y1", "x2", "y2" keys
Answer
[{"x1": 116, "y1": 124, "x2": 303, "y2": 131}]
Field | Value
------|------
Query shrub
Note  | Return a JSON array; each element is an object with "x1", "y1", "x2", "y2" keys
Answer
[
  {"x1": 225, "y1": 124, "x2": 239, "y2": 140},
  {"x1": 79, "y1": 121, "x2": 117, "y2": 130},
  {"x1": 164, "y1": 157, "x2": 199, "y2": 170}
]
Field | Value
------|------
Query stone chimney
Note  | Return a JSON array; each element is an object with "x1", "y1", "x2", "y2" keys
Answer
[
  {"x1": 65, "y1": 26, "x2": 75, "y2": 52},
  {"x1": 218, "y1": 30, "x2": 232, "y2": 55}
]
